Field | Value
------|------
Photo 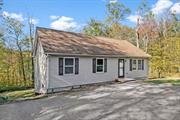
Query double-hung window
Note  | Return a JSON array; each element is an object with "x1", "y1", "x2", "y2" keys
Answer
[
  {"x1": 59, "y1": 57, "x2": 79, "y2": 75},
  {"x1": 130, "y1": 59, "x2": 144, "y2": 71},
  {"x1": 96, "y1": 58, "x2": 104, "y2": 72},
  {"x1": 138, "y1": 59, "x2": 144, "y2": 70},
  {"x1": 64, "y1": 58, "x2": 74, "y2": 74}
]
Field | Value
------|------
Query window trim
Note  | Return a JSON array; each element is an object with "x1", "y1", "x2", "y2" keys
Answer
[
  {"x1": 96, "y1": 58, "x2": 104, "y2": 73},
  {"x1": 63, "y1": 57, "x2": 75, "y2": 75}
]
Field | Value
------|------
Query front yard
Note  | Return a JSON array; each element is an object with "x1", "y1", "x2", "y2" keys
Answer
[{"x1": 0, "y1": 89, "x2": 45, "y2": 104}]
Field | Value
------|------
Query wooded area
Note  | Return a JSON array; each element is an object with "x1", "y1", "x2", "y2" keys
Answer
[
  {"x1": 0, "y1": 0, "x2": 179, "y2": 89},
  {"x1": 0, "y1": 0, "x2": 34, "y2": 89},
  {"x1": 83, "y1": 0, "x2": 180, "y2": 78}
]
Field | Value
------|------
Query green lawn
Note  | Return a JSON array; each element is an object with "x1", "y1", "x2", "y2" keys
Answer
[
  {"x1": 0, "y1": 89, "x2": 46, "y2": 104},
  {"x1": 145, "y1": 79, "x2": 180, "y2": 86},
  {"x1": 0, "y1": 86, "x2": 33, "y2": 93}
]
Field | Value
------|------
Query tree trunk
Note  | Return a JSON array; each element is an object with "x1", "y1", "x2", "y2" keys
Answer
[
  {"x1": 158, "y1": 72, "x2": 161, "y2": 78},
  {"x1": 17, "y1": 44, "x2": 26, "y2": 86},
  {"x1": 136, "y1": 17, "x2": 140, "y2": 48},
  {"x1": 136, "y1": 30, "x2": 140, "y2": 48},
  {"x1": 28, "y1": 17, "x2": 34, "y2": 83},
  {"x1": 20, "y1": 51, "x2": 26, "y2": 85},
  {"x1": 145, "y1": 34, "x2": 149, "y2": 53}
]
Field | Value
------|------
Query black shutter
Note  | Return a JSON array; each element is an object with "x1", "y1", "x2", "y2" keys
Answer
[
  {"x1": 75, "y1": 58, "x2": 79, "y2": 74},
  {"x1": 59, "y1": 58, "x2": 63, "y2": 75},
  {"x1": 104, "y1": 58, "x2": 107, "y2": 72},
  {"x1": 130, "y1": 59, "x2": 132, "y2": 71},
  {"x1": 92, "y1": 58, "x2": 96, "y2": 73},
  {"x1": 142, "y1": 60, "x2": 144, "y2": 70},
  {"x1": 118, "y1": 59, "x2": 120, "y2": 77}
]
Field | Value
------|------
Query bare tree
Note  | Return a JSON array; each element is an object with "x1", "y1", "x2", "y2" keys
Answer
[
  {"x1": 136, "y1": 15, "x2": 140, "y2": 48},
  {"x1": 3, "y1": 16, "x2": 27, "y2": 85},
  {"x1": 28, "y1": 16, "x2": 35, "y2": 81}
]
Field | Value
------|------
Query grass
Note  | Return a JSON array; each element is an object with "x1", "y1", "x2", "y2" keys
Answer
[
  {"x1": 0, "y1": 89, "x2": 46, "y2": 104},
  {"x1": 0, "y1": 86, "x2": 33, "y2": 93},
  {"x1": 145, "y1": 79, "x2": 180, "y2": 86}
]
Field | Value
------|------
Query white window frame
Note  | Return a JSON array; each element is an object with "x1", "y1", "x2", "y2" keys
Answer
[
  {"x1": 132, "y1": 59, "x2": 137, "y2": 70},
  {"x1": 64, "y1": 57, "x2": 75, "y2": 75},
  {"x1": 96, "y1": 58, "x2": 104, "y2": 73}
]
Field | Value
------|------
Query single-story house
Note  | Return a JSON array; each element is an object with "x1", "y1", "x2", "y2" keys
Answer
[{"x1": 33, "y1": 27, "x2": 151, "y2": 93}]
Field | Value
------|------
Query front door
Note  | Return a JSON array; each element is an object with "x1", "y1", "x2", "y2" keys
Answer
[{"x1": 118, "y1": 59, "x2": 124, "y2": 78}]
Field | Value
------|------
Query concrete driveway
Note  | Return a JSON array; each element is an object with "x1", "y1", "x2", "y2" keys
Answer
[{"x1": 0, "y1": 81, "x2": 180, "y2": 120}]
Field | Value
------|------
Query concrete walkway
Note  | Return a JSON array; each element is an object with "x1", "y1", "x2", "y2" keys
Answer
[{"x1": 0, "y1": 81, "x2": 180, "y2": 120}]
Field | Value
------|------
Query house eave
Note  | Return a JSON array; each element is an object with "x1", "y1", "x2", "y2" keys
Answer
[{"x1": 45, "y1": 52, "x2": 151, "y2": 59}]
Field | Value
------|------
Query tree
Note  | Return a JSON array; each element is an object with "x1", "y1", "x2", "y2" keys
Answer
[
  {"x1": 28, "y1": 16, "x2": 35, "y2": 81},
  {"x1": 105, "y1": 1, "x2": 131, "y2": 39},
  {"x1": 0, "y1": 30, "x2": 4, "y2": 67},
  {"x1": 0, "y1": 0, "x2": 3, "y2": 50},
  {"x1": 83, "y1": 1, "x2": 132, "y2": 40},
  {"x1": 0, "y1": 1, "x2": 33, "y2": 87},
  {"x1": 83, "y1": 18, "x2": 106, "y2": 36},
  {"x1": 2, "y1": 16, "x2": 27, "y2": 84},
  {"x1": 0, "y1": 30, "x2": 3, "y2": 46},
  {"x1": 136, "y1": 0, "x2": 149, "y2": 49},
  {"x1": 148, "y1": 12, "x2": 180, "y2": 78},
  {"x1": 106, "y1": 2, "x2": 131, "y2": 24}
]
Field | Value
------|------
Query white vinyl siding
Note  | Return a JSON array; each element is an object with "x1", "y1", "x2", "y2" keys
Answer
[{"x1": 47, "y1": 57, "x2": 149, "y2": 91}]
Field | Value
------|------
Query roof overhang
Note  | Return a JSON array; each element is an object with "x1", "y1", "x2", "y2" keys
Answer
[{"x1": 45, "y1": 52, "x2": 151, "y2": 59}]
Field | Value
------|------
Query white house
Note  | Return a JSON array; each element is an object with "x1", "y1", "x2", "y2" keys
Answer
[{"x1": 33, "y1": 27, "x2": 151, "y2": 93}]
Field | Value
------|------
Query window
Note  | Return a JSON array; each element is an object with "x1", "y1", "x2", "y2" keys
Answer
[
  {"x1": 64, "y1": 58, "x2": 74, "y2": 74},
  {"x1": 96, "y1": 58, "x2": 104, "y2": 72},
  {"x1": 132, "y1": 60, "x2": 136, "y2": 70},
  {"x1": 138, "y1": 60, "x2": 145, "y2": 70},
  {"x1": 130, "y1": 59, "x2": 144, "y2": 71},
  {"x1": 138, "y1": 60, "x2": 142, "y2": 70},
  {"x1": 59, "y1": 57, "x2": 79, "y2": 75}
]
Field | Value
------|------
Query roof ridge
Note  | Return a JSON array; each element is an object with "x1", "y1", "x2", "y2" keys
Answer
[
  {"x1": 96, "y1": 36, "x2": 127, "y2": 41},
  {"x1": 36, "y1": 26, "x2": 83, "y2": 35}
]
